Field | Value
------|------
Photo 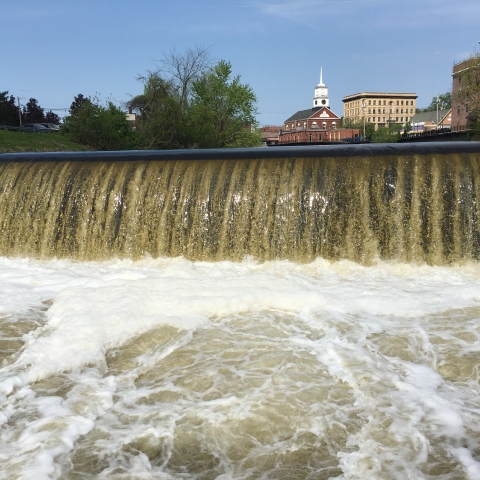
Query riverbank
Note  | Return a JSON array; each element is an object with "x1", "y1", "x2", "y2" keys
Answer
[{"x1": 0, "y1": 130, "x2": 92, "y2": 153}]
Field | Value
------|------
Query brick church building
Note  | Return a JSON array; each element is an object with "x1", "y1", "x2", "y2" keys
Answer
[{"x1": 279, "y1": 70, "x2": 359, "y2": 145}]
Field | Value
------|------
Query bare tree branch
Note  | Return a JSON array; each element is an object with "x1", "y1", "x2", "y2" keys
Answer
[{"x1": 156, "y1": 45, "x2": 212, "y2": 111}]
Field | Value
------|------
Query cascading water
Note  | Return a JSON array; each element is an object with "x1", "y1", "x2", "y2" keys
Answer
[
  {"x1": 1, "y1": 144, "x2": 480, "y2": 480},
  {"x1": 1, "y1": 144, "x2": 479, "y2": 264}
]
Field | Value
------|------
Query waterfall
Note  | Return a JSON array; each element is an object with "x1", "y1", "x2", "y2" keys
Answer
[{"x1": 1, "y1": 143, "x2": 480, "y2": 264}]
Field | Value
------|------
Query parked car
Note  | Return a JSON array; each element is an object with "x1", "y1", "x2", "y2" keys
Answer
[
  {"x1": 21, "y1": 123, "x2": 52, "y2": 133},
  {"x1": 37, "y1": 123, "x2": 60, "y2": 130}
]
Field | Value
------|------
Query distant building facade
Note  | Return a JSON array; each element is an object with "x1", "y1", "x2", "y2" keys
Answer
[
  {"x1": 279, "y1": 70, "x2": 359, "y2": 145},
  {"x1": 260, "y1": 126, "x2": 281, "y2": 146},
  {"x1": 451, "y1": 58, "x2": 479, "y2": 131},
  {"x1": 342, "y1": 92, "x2": 417, "y2": 130}
]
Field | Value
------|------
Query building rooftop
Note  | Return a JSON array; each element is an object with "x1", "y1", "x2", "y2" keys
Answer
[
  {"x1": 284, "y1": 107, "x2": 322, "y2": 122},
  {"x1": 343, "y1": 92, "x2": 418, "y2": 102},
  {"x1": 452, "y1": 57, "x2": 480, "y2": 75},
  {"x1": 410, "y1": 109, "x2": 451, "y2": 124}
]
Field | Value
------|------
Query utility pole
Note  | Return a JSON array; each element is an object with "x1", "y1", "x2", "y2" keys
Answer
[
  {"x1": 17, "y1": 97, "x2": 22, "y2": 127},
  {"x1": 436, "y1": 93, "x2": 439, "y2": 130}
]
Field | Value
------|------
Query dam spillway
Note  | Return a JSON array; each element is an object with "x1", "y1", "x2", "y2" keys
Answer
[{"x1": 1, "y1": 142, "x2": 480, "y2": 264}]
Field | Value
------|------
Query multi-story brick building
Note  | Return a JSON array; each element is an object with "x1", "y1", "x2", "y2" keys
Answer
[
  {"x1": 342, "y1": 92, "x2": 417, "y2": 130},
  {"x1": 451, "y1": 57, "x2": 479, "y2": 131},
  {"x1": 279, "y1": 70, "x2": 359, "y2": 144}
]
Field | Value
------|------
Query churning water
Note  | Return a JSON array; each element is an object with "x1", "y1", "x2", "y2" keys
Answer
[{"x1": 0, "y1": 146, "x2": 480, "y2": 479}]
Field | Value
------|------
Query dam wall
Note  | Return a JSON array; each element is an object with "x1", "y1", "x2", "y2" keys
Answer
[{"x1": 1, "y1": 143, "x2": 480, "y2": 264}]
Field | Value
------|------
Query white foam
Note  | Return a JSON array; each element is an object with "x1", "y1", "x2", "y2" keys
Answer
[
  {"x1": 0, "y1": 256, "x2": 480, "y2": 478},
  {"x1": 0, "y1": 256, "x2": 479, "y2": 387}
]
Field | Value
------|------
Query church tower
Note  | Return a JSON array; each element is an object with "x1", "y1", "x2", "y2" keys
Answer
[{"x1": 313, "y1": 68, "x2": 329, "y2": 109}]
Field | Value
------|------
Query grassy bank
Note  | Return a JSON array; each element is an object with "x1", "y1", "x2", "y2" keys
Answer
[{"x1": 0, "y1": 130, "x2": 93, "y2": 153}]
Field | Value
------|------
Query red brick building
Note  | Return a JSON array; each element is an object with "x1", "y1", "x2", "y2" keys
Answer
[
  {"x1": 452, "y1": 57, "x2": 479, "y2": 132},
  {"x1": 279, "y1": 69, "x2": 359, "y2": 145},
  {"x1": 279, "y1": 107, "x2": 358, "y2": 144}
]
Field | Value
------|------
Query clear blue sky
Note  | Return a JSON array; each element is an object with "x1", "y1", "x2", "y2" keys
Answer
[{"x1": 2, "y1": 0, "x2": 479, "y2": 126}]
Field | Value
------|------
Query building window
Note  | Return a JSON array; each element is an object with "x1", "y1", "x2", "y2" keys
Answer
[
  {"x1": 373, "y1": 117, "x2": 376, "y2": 122},
  {"x1": 373, "y1": 100, "x2": 376, "y2": 105},
  {"x1": 368, "y1": 100, "x2": 371, "y2": 105},
  {"x1": 368, "y1": 118, "x2": 371, "y2": 122},
  {"x1": 332, "y1": 122, "x2": 336, "y2": 129},
  {"x1": 396, "y1": 101, "x2": 399, "y2": 106},
  {"x1": 401, "y1": 101, "x2": 404, "y2": 106},
  {"x1": 401, "y1": 109, "x2": 403, "y2": 114},
  {"x1": 322, "y1": 122, "x2": 326, "y2": 129},
  {"x1": 457, "y1": 104, "x2": 461, "y2": 115},
  {"x1": 466, "y1": 103, "x2": 469, "y2": 112},
  {"x1": 368, "y1": 108, "x2": 371, "y2": 114}
]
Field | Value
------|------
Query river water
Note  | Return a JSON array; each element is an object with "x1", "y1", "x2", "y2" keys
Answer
[{"x1": 1, "y1": 256, "x2": 479, "y2": 479}]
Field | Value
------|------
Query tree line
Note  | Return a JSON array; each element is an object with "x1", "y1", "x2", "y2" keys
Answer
[
  {"x1": 0, "y1": 93, "x2": 60, "y2": 126},
  {"x1": 62, "y1": 47, "x2": 261, "y2": 150}
]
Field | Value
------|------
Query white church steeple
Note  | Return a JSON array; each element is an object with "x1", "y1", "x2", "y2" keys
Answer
[{"x1": 313, "y1": 67, "x2": 329, "y2": 109}]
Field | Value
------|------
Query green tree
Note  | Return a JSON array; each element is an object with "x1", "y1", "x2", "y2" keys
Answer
[
  {"x1": 343, "y1": 118, "x2": 375, "y2": 139},
  {"x1": 0, "y1": 91, "x2": 19, "y2": 126},
  {"x1": 188, "y1": 60, "x2": 260, "y2": 148},
  {"x1": 69, "y1": 94, "x2": 88, "y2": 117},
  {"x1": 128, "y1": 49, "x2": 260, "y2": 149},
  {"x1": 419, "y1": 91, "x2": 452, "y2": 112},
  {"x1": 127, "y1": 47, "x2": 212, "y2": 149},
  {"x1": 44, "y1": 110, "x2": 60, "y2": 125},
  {"x1": 370, "y1": 123, "x2": 402, "y2": 143},
  {"x1": 63, "y1": 96, "x2": 138, "y2": 150},
  {"x1": 127, "y1": 73, "x2": 185, "y2": 149},
  {"x1": 454, "y1": 53, "x2": 480, "y2": 139},
  {"x1": 22, "y1": 98, "x2": 44, "y2": 123}
]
